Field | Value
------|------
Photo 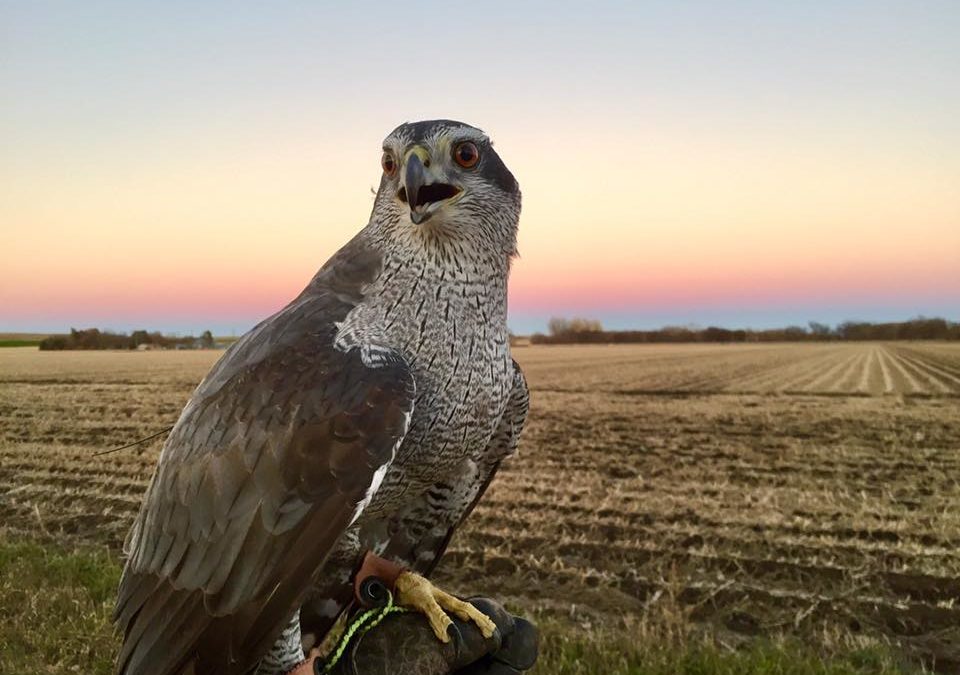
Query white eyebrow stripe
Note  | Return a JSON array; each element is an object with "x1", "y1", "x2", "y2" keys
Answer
[
  {"x1": 383, "y1": 124, "x2": 491, "y2": 149},
  {"x1": 446, "y1": 127, "x2": 490, "y2": 144}
]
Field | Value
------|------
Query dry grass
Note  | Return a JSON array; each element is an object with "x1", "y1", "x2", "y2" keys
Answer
[{"x1": 1, "y1": 342, "x2": 958, "y2": 671}]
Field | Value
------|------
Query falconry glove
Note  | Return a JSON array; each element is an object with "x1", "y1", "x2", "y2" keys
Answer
[{"x1": 285, "y1": 597, "x2": 538, "y2": 675}]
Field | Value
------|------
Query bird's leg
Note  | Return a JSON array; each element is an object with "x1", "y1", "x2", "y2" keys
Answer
[
  {"x1": 353, "y1": 551, "x2": 496, "y2": 643},
  {"x1": 395, "y1": 570, "x2": 497, "y2": 643}
]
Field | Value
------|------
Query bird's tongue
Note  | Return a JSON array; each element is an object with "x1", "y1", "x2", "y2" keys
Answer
[{"x1": 414, "y1": 183, "x2": 460, "y2": 207}]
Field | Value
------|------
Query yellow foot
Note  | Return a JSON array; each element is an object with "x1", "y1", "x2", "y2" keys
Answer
[{"x1": 394, "y1": 571, "x2": 497, "y2": 643}]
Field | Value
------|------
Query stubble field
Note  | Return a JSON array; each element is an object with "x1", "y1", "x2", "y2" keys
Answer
[{"x1": 1, "y1": 342, "x2": 959, "y2": 672}]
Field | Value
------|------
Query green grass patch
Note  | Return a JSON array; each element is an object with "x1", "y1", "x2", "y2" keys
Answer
[
  {"x1": 0, "y1": 535, "x2": 920, "y2": 674},
  {"x1": 536, "y1": 621, "x2": 917, "y2": 674},
  {"x1": 0, "y1": 536, "x2": 120, "y2": 674}
]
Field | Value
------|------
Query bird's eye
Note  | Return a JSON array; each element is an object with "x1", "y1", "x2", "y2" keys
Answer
[
  {"x1": 453, "y1": 142, "x2": 479, "y2": 168},
  {"x1": 381, "y1": 152, "x2": 397, "y2": 176}
]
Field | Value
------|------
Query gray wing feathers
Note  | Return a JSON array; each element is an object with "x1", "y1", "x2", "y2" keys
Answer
[{"x1": 115, "y1": 236, "x2": 414, "y2": 675}]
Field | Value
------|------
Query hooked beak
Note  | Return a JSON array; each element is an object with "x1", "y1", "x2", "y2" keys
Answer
[
  {"x1": 397, "y1": 147, "x2": 463, "y2": 225},
  {"x1": 404, "y1": 153, "x2": 429, "y2": 225}
]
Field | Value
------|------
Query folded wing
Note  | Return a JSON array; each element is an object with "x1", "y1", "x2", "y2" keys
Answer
[{"x1": 116, "y1": 241, "x2": 414, "y2": 675}]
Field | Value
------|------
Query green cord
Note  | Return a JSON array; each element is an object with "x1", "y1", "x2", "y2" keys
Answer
[{"x1": 322, "y1": 591, "x2": 408, "y2": 673}]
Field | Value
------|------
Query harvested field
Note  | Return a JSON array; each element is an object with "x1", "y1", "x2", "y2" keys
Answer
[{"x1": 1, "y1": 342, "x2": 959, "y2": 670}]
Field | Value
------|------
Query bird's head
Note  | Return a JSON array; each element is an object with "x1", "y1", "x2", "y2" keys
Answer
[{"x1": 371, "y1": 120, "x2": 521, "y2": 263}]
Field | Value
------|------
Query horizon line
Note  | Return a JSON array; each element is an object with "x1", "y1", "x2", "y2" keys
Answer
[{"x1": 3, "y1": 314, "x2": 957, "y2": 340}]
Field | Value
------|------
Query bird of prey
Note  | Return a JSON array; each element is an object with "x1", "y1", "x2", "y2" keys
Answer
[{"x1": 115, "y1": 120, "x2": 529, "y2": 675}]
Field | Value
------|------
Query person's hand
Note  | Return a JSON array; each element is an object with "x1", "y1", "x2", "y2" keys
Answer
[{"x1": 286, "y1": 597, "x2": 538, "y2": 675}]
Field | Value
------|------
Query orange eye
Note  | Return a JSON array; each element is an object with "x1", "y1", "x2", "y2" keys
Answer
[
  {"x1": 381, "y1": 152, "x2": 397, "y2": 176},
  {"x1": 453, "y1": 141, "x2": 479, "y2": 168}
]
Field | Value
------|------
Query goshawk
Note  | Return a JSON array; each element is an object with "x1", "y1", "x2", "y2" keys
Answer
[{"x1": 115, "y1": 119, "x2": 529, "y2": 675}]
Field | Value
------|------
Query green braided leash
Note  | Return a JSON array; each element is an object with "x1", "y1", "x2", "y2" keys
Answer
[{"x1": 321, "y1": 591, "x2": 408, "y2": 673}]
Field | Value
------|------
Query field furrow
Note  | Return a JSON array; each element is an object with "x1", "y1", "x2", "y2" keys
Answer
[
  {"x1": 771, "y1": 349, "x2": 854, "y2": 393},
  {"x1": 881, "y1": 348, "x2": 925, "y2": 393},
  {"x1": 724, "y1": 347, "x2": 842, "y2": 393},
  {"x1": 892, "y1": 351, "x2": 952, "y2": 394},
  {"x1": 892, "y1": 349, "x2": 960, "y2": 392},
  {"x1": 876, "y1": 347, "x2": 896, "y2": 393},
  {"x1": 801, "y1": 352, "x2": 861, "y2": 392}
]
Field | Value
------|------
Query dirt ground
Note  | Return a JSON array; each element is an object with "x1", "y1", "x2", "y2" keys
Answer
[{"x1": 1, "y1": 343, "x2": 958, "y2": 669}]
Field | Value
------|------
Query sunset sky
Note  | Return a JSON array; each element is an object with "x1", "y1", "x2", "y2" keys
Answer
[{"x1": 2, "y1": 2, "x2": 958, "y2": 335}]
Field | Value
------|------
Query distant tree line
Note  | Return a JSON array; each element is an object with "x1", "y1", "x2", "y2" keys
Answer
[
  {"x1": 547, "y1": 317, "x2": 604, "y2": 336},
  {"x1": 530, "y1": 317, "x2": 960, "y2": 344},
  {"x1": 39, "y1": 328, "x2": 216, "y2": 350}
]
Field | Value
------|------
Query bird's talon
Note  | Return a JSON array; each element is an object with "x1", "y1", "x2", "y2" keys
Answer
[
  {"x1": 446, "y1": 598, "x2": 496, "y2": 639},
  {"x1": 395, "y1": 571, "x2": 493, "y2": 642},
  {"x1": 425, "y1": 599, "x2": 453, "y2": 643}
]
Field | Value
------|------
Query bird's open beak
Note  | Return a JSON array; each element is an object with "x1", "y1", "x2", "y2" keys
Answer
[
  {"x1": 398, "y1": 146, "x2": 462, "y2": 225},
  {"x1": 404, "y1": 153, "x2": 429, "y2": 225}
]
